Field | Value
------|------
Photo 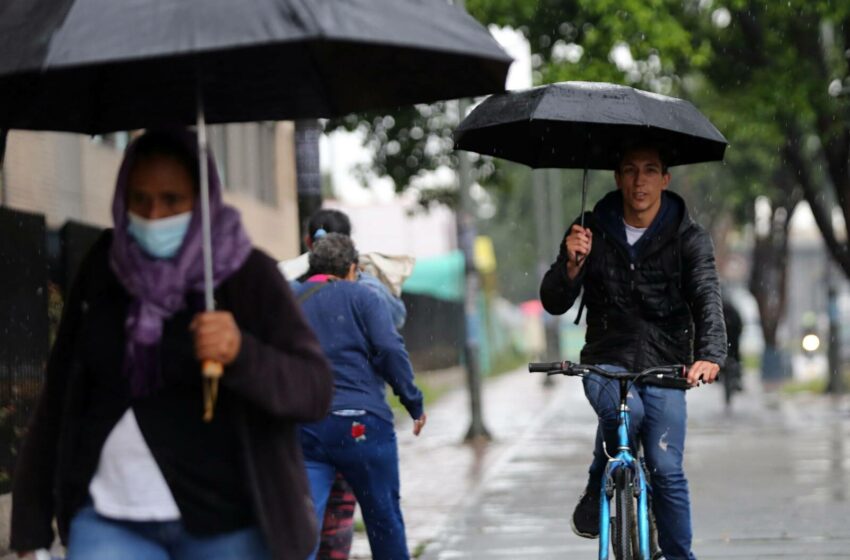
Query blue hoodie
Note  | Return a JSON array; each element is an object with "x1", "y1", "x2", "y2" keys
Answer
[{"x1": 293, "y1": 280, "x2": 423, "y2": 423}]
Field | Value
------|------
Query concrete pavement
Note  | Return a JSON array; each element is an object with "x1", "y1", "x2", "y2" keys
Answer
[{"x1": 350, "y1": 368, "x2": 850, "y2": 559}]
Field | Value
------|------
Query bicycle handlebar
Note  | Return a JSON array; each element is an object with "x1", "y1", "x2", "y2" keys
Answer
[
  {"x1": 528, "y1": 362, "x2": 563, "y2": 373},
  {"x1": 527, "y1": 361, "x2": 692, "y2": 389}
]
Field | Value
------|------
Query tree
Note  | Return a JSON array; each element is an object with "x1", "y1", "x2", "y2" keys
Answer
[
  {"x1": 686, "y1": 2, "x2": 850, "y2": 374},
  {"x1": 698, "y1": 1, "x2": 850, "y2": 275}
]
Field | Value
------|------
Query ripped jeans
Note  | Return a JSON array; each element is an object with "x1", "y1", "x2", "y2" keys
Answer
[{"x1": 583, "y1": 365, "x2": 696, "y2": 560}]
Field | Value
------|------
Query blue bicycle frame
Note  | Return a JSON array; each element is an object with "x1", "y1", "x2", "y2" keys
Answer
[
  {"x1": 598, "y1": 379, "x2": 652, "y2": 560},
  {"x1": 526, "y1": 361, "x2": 688, "y2": 560}
]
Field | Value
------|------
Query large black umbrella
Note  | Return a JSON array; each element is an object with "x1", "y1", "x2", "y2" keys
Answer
[
  {"x1": 0, "y1": 0, "x2": 511, "y2": 419},
  {"x1": 453, "y1": 81, "x2": 728, "y2": 225},
  {"x1": 454, "y1": 81, "x2": 727, "y2": 169},
  {"x1": 0, "y1": 0, "x2": 511, "y2": 133}
]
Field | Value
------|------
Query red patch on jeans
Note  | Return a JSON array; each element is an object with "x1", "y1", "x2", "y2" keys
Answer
[{"x1": 351, "y1": 421, "x2": 367, "y2": 441}]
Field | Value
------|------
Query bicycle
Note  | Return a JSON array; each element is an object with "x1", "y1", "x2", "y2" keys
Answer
[{"x1": 528, "y1": 361, "x2": 691, "y2": 560}]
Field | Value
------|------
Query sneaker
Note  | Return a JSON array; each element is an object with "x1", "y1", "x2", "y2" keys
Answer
[{"x1": 571, "y1": 489, "x2": 600, "y2": 539}]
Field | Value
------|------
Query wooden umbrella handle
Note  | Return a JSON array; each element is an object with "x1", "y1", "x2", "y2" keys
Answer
[{"x1": 202, "y1": 359, "x2": 224, "y2": 422}]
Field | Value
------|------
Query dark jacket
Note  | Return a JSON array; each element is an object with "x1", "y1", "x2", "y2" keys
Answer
[
  {"x1": 11, "y1": 232, "x2": 334, "y2": 560},
  {"x1": 540, "y1": 191, "x2": 727, "y2": 370},
  {"x1": 294, "y1": 280, "x2": 423, "y2": 423}
]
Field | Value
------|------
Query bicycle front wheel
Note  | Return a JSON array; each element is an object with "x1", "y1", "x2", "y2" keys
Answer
[{"x1": 613, "y1": 467, "x2": 635, "y2": 560}]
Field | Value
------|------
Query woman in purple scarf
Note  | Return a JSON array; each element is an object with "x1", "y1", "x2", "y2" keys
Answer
[{"x1": 10, "y1": 129, "x2": 333, "y2": 560}]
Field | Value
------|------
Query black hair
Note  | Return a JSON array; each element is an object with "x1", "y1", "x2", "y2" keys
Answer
[
  {"x1": 130, "y1": 130, "x2": 201, "y2": 192},
  {"x1": 308, "y1": 233, "x2": 359, "y2": 278},
  {"x1": 615, "y1": 140, "x2": 671, "y2": 174},
  {"x1": 306, "y1": 209, "x2": 352, "y2": 241}
]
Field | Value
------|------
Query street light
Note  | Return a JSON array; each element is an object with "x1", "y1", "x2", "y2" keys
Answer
[{"x1": 801, "y1": 332, "x2": 821, "y2": 353}]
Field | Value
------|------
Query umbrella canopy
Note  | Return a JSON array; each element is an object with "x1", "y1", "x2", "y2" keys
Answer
[
  {"x1": 0, "y1": 0, "x2": 511, "y2": 134},
  {"x1": 453, "y1": 81, "x2": 727, "y2": 170}
]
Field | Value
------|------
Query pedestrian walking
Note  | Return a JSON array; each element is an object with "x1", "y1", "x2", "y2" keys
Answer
[
  {"x1": 294, "y1": 233, "x2": 425, "y2": 560},
  {"x1": 721, "y1": 295, "x2": 744, "y2": 406},
  {"x1": 282, "y1": 209, "x2": 411, "y2": 560},
  {"x1": 10, "y1": 128, "x2": 334, "y2": 560},
  {"x1": 540, "y1": 142, "x2": 727, "y2": 560}
]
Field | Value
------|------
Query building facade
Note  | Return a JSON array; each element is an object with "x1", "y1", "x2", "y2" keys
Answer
[{"x1": 2, "y1": 123, "x2": 301, "y2": 259}]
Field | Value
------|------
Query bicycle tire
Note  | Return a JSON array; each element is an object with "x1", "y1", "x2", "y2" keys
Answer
[{"x1": 613, "y1": 468, "x2": 635, "y2": 560}]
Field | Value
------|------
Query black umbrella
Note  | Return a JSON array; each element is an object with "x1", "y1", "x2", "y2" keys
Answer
[
  {"x1": 0, "y1": 0, "x2": 511, "y2": 419},
  {"x1": 0, "y1": 0, "x2": 511, "y2": 133},
  {"x1": 453, "y1": 81, "x2": 727, "y2": 226}
]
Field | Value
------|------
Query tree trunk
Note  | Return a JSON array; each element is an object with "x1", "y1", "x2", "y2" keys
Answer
[
  {"x1": 748, "y1": 170, "x2": 801, "y2": 383},
  {"x1": 784, "y1": 123, "x2": 850, "y2": 279}
]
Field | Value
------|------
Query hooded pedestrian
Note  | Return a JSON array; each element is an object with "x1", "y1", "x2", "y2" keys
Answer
[{"x1": 11, "y1": 128, "x2": 333, "y2": 560}]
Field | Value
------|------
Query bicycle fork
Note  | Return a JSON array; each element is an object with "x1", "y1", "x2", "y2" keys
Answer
[{"x1": 598, "y1": 398, "x2": 653, "y2": 560}]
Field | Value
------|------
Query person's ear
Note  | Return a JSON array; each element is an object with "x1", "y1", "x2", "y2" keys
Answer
[
  {"x1": 661, "y1": 172, "x2": 671, "y2": 190},
  {"x1": 347, "y1": 263, "x2": 358, "y2": 281},
  {"x1": 304, "y1": 234, "x2": 313, "y2": 251}
]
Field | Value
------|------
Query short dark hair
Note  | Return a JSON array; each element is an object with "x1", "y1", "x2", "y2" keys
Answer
[
  {"x1": 307, "y1": 209, "x2": 352, "y2": 242},
  {"x1": 616, "y1": 140, "x2": 670, "y2": 174},
  {"x1": 130, "y1": 129, "x2": 200, "y2": 191},
  {"x1": 309, "y1": 233, "x2": 359, "y2": 278}
]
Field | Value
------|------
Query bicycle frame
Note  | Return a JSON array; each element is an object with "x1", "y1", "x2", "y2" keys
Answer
[
  {"x1": 527, "y1": 360, "x2": 688, "y2": 560},
  {"x1": 598, "y1": 379, "x2": 652, "y2": 560}
]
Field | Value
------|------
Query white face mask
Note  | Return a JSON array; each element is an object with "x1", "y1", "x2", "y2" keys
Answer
[{"x1": 127, "y1": 211, "x2": 192, "y2": 259}]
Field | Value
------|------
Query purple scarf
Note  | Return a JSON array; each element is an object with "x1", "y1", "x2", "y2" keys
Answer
[{"x1": 109, "y1": 128, "x2": 253, "y2": 397}]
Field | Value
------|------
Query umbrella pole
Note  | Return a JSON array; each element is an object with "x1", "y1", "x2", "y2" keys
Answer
[
  {"x1": 579, "y1": 167, "x2": 588, "y2": 228},
  {"x1": 576, "y1": 167, "x2": 588, "y2": 266},
  {"x1": 197, "y1": 96, "x2": 223, "y2": 422}
]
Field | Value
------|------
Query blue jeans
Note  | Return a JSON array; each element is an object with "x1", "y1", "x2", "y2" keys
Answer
[
  {"x1": 67, "y1": 505, "x2": 270, "y2": 559},
  {"x1": 300, "y1": 413, "x2": 408, "y2": 560},
  {"x1": 583, "y1": 365, "x2": 696, "y2": 560}
]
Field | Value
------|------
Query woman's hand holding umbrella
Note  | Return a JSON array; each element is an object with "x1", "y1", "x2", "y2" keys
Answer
[
  {"x1": 191, "y1": 311, "x2": 242, "y2": 364},
  {"x1": 191, "y1": 311, "x2": 242, "y2": 419},
  {"x1": 565, "y1": 225, "x2": 592, "y2": 279}
]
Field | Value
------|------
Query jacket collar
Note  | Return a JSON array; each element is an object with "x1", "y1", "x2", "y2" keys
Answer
[{"x1": 592, "y1": 189, "x2": 691, "y2": 260}]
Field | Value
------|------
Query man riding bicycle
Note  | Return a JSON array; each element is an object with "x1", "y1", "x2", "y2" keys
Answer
[{"x1": 539, "y1": 142, "x2": 727, "y2": 560}]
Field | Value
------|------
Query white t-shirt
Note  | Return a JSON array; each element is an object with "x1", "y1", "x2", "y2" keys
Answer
[
  {"x1": 624, "y1": 220, "x2": 648, "y2": 246},
  {"x1": 88, "y1": 409, "x2": 181, "y2": 521}
]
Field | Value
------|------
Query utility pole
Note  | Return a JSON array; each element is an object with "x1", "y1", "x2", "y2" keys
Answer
[
  {"x1": 545, "y1": 168, "x2": 563, "y2": 362},
  {"x1": 826, "y1": 263, "x2": 844, "y2": 394},
  {"x1": 457, "y1": 96, "x2": 491, "y2": 442}
]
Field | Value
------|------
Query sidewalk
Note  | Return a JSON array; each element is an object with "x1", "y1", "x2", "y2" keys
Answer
[
  {"x1": 350, "y1": 365, "x2": 584, "y2": 558},
  {"x1": 405, "y1": 369, "x2": 850, "y2": 559}
]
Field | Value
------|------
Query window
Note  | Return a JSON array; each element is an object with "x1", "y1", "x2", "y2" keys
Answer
[{"x1": 207, "y1": 123, "x2": 277, "y2": 207}]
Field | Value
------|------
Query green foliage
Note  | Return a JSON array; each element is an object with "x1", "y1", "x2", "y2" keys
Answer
[{"x1": 327, "y1": 1, "x2": 850, "y2": 297}]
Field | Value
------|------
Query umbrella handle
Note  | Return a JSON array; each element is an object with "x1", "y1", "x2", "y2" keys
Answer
[{"x1": 202, "y1": 360, "x2": 224, "y2": 423}]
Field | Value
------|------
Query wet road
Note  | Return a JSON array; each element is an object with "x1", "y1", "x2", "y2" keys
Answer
[{"x1": 412, "y1": 372, "x2": 850, "y2": 559}]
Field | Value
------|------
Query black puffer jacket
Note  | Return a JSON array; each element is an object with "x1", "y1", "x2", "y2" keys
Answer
[{"x1": 540, "y1": 190, "x2": 726, "y2": 371}]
